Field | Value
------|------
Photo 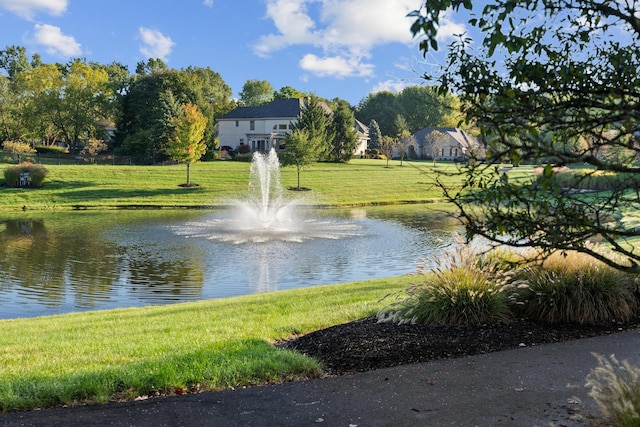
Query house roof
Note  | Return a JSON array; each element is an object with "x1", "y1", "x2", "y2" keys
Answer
[
  {"x1": 354, "y1": 119, "x2": 369, "y2": 136},
  {"x1": 414, "y1": 127, "x2": 479, "y2": 152},
  {"x1": 219, "y1": 98, "x2": 304, "y2": 120}
]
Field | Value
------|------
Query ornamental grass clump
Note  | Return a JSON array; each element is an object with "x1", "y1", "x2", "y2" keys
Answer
[
  {"x1": 378, "y1": 243, "x2": 520, "y2": 326},
  {"x1": 515, "y1": 251, "x2": 639, "y2": 324},
  {"x1": 3, "y1": 162, "x2": 49, "y2": 187},
  {"x1": 586, "y1": 353, "x2": 640, "y2": 426}
]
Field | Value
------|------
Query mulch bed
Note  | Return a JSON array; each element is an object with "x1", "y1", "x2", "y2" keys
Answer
[{"x1": 278, "y1": 316, "x2": 640, "y2": 375}]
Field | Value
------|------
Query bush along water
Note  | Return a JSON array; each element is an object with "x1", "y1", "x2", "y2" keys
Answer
[
  {"x1": 3, "y1": 163, "x2": 49, "y2": 188},
  {"x1": 379, "y1": 243, "x2": 640, "y2": 326},
  {"x1": 377, "y1": 243, "x2": 523, "y2": 326},
  {"x1": 513, "y1": 250, "x2": 639, "y2": 324}
]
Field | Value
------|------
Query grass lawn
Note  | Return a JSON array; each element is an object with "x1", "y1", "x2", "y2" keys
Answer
[
  {"x1": 0, "y1": 276, "x2": 415, "y2": 412},
  {"x1": 0, "y1": 159, "x2": 467, "y2": 211}
]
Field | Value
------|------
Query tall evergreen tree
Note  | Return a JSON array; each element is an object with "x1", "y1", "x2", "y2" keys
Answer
[
  {"x1": 368, "y1": 119, "x2": 382, "y2": 151},
  {"x1": 330, "y1": 101, "x2": 358, "y2": 162},
  {"x1": 290, "y1": 95, "x2": 333, "y2": 159}
]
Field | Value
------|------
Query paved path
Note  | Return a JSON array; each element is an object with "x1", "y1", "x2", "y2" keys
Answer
[{"x1": 2, "y1": 329, "x2": 640, "y2": 426}]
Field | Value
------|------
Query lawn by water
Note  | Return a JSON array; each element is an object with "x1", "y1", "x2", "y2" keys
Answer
[{"x1": 0, "y1": 159, "x2": 484, "y2": 210}]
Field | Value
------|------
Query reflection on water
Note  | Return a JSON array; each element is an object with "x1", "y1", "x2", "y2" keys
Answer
[{"x1": 0, "y1": 206, "x2": 460, "y2": 319}]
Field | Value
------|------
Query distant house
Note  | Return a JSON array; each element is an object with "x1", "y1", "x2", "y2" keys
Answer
[
  {"x1": 412, "y1": 127, "x2": 482, "y2": 160},
  {"x1": 353, "y1": 119, "x2": 369, "y2": 158},
  {"x1": 218, "y1": 98, "x2": 368, "y2": 155}
]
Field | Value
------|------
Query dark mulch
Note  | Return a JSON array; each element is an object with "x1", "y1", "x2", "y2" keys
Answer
[{"x1": 278, "y1": 316, "x2": 640, "y2": 375}]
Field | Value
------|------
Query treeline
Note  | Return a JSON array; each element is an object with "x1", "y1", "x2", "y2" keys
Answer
[{"x1": 0, "y1": 45, "x2": 461, "y2": 164}]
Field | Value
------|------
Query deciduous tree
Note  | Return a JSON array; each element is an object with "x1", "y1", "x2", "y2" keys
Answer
[
  {"x1": 166, "y1": 103, "x2": 208, "y2": 186},
  {"x1": 281, "y1": 129, "x2": 322, "y2": 190},
  {"x1": 379, "y1": 135, "x2": 395, "y2": 168},
  {"x1": 239, "y1": 79, "x2": 273, "y2": 107},
  {"x1": 273, "y1": 86, "x2": 306, "y2": 100},
  {"x1": 80, "y1": 138, "x2": 108, "y2": 163},
  {"x1": 410, "y1": 0, "x2": 640, "y2": 271},
  {"x1": 2, "y1": 140, "x2": 35, "y2": 162},
  {"x1": 356, "y1": 91, "x2": 400, "y2": 137},
  {"x1": 394, "y1": 115, "x2": 415, "y2": 166}
]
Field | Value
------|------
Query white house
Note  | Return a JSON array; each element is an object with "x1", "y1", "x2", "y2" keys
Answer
[
  {"x1": 353, "y1": 118, "x2": 369, "y2": 158},
  {"x1": 412, "y1": 127, "x2": 482, "y2": 160},
  {"x1": 218, "y1": 98, "x2": 368, "y2": 155}
]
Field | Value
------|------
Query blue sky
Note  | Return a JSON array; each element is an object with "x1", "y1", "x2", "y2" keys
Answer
[{"x1": 0, "y1": 0, "x2": 471, "y2": 105}]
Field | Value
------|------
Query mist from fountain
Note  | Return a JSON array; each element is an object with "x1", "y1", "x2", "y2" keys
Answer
[
  {"x1": 237, "y1": 148, "x2": 297, "y2": 231},
  {"x1": 173, "y1": 148, "x2": 361, "y2": 244}
]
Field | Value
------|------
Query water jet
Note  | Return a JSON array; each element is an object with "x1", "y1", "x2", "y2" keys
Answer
[{"x1": 174, "y1": 149, "x2": 361, "y2": 244}]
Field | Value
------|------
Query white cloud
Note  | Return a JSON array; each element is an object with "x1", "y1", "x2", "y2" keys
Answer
[
  {"x1": 254, "y1": 0, "x2": 466, "y2": 79},
  {"x1": 371, "y1": 79, "x2": 412, "y2": 94},
  {"x1": 33, "y1": 24, "x2": 81, "y2": 57},
  {"x1": 300, "y1": 53, "x2": 374, "y2": 78},
  {"x1": 254, "y1": 0, "x2": 320, "y2": 57},
  {"x1": 138, "y1": 27, "x2": 175, "y2": 60},
  {"x1": 203, "y1": 0, "x2": 213, "y2": 7},
  {"x1": 0, "y1": 0, "x2": 67, "y2": 20}
]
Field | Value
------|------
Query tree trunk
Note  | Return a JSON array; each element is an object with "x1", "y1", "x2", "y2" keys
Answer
[{"x1": 186, "y1": 162, "x2": 191, "y2": 186}]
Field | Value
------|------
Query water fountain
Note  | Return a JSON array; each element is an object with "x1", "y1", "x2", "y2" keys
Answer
[
  {"x1": 234, "y1": 148, "x2": 300, "y2": 232},
  {"x1": 173, "y1": 148, "x2": 361, "y2": 244}
]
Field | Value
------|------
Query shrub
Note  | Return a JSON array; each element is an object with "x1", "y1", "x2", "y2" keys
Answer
[
  {"x1": 235, "y1": 153, "x2": 253, "y2": 162},
  {"x1": 536, "y1": 167, "x2": 640, "y2": 192},
  {"x1": 378, "y1": 244, "x2": 519, "y2": 326},
  {"x1": 2, "y1": 141, "x2": 36, "y2": 163},
  {"x1": 3, "y1": 163, "x2": 49, "y2": 188},
  {"x1": 237, "y1": 144, "x2": 251, "y2": 154},
  {"x1": 34, "y1": 145, "x2": 68, "y2": 155},
  {"x1": 515, "y1": 251, "x2": 639, "y2": 324},
  {"x1": 587, "y1": 354, "x2": 640, "y2": 426}
]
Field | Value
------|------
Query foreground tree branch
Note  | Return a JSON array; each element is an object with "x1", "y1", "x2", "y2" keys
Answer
[{"x1": 411, "y1": 0, "x2": 640, "y2": 271}]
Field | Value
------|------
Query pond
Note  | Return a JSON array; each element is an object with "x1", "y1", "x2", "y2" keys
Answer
[{"x1": 0, "y1": 205, "x2": 460, "y2": 319}]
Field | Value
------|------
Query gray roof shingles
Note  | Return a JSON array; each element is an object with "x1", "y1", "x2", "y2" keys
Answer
[{"x1": 219, "y1": 98, "x2": 303, "y2": 120}]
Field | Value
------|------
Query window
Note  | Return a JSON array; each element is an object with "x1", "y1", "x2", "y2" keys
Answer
[
  {"x1": 278, "y1": 124, "x2": 287, "y2": 130},
  {"x1": 250, "y1": 120, "x2": 255, "y2": 131},
  {"x1": 235, "y1": 121, "x2": 239, "y2": 127}
]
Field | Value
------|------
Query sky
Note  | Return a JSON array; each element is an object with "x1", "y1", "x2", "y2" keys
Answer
[{"x1": 0, "y1": 0, "x2": 471, "y2": 106}]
